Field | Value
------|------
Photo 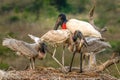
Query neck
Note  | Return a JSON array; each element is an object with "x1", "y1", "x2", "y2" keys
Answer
[{"x1": 61, "y1": 20, "x2": 67, "y2": 28}]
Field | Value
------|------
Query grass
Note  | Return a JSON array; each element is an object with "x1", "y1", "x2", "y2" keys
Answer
[{"x1": 0, "y1": 62, "x2": 9, "y2": 70}]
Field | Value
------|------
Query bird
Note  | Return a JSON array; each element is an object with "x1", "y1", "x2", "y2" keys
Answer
[
  {"x1": 2, "y1": 38, "x2": 47, "y2": 69},
  {"x1": 28, "y1": 30, "x2": 71, "y2": 72},
  {"x1": 28, "y1": 30, "x2": 111, "y2": 72},
  {"x1": 28, "y1": 29, "x2": 88, "y2": 72},
  {"x1": 68, "y1": 30, "x2": 111, "y2": 72},
  {"x1": 54, "y1": 13, "x2": 102, "y2": 38},
  {"x1": 28, "y1": 29, "x2": 111, "y2": 72}
]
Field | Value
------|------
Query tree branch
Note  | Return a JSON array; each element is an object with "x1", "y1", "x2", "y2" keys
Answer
[{"x1": 96, "y1": 53, "x2": 120, "y2": 72}]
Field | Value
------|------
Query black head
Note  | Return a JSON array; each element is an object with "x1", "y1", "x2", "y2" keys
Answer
[
  {"x1": 54, "y1": 13, "x2": 67, "y2": 30},
  {"x1": 58, "y1": 13, "x2": 67, "y2": 22},
  {"x1": 72, "y1": 30, "x2": 83, "y2": 42},
  {"x1": 72, "y1": 30, "x2": 88, "y2": 47},
  {"x1": 37, "y1": 42, "x2": 47, "y2": 60},
  {"x1": 39, "y1": 43, "x2": 47, "y2": 53}
]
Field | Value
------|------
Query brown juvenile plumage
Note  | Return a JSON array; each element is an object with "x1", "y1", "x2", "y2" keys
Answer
[{"x1": 2, "y1": 38, "x2": 46, "y2": 69}]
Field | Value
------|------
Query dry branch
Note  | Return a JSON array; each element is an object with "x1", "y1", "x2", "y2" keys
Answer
[
  {"x1": 88, "y1": 1, "x2": 107, "y2": 33},
  {"x1": 96, "y1": 53, "x2": 120, "y2": 72}
]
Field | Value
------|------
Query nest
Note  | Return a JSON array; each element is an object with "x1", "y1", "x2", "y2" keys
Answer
[{"x1": 0, "y1": 67, "x2": 118, "y2": 80}]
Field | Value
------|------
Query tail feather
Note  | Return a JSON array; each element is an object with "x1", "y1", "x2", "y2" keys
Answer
[
  {"x1": 2, "y1": 38, "x2": 18, "y2": 50},
  {"x1": 28, "y1": 34, "x2": 41, "y2": 43},
  {"x1": 2, "y1": 38, "x2": 13, "y2": 46}
]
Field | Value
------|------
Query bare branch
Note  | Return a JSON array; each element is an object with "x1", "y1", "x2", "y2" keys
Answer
[
  {"x1": 89, "y1": 0, "x2": 107, "y2": 33},
  {"x1": 89, "y1": 0, "x2": 99, "y2": 31},
  {"x1": 96, "y1": 53, "x2": 120, "y2": 72}
]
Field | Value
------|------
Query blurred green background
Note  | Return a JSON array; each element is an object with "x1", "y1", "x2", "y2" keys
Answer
[{"x1": 0, "y1": 0, "x2": 120, "y2": 78}]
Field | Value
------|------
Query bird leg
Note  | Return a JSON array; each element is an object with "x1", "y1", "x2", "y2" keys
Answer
[
  {"x1": 69, "y1": 38, "x2": 84, "y2": 72},
  {"x1": 29, "y1": 58, "x2": 32, "y2": 69},
  {"x1": 80, "y1": 51, "x2": 83, "y2": 73},
  {"x1": 82, "y1": 54, "x2": 86, "y2": 68},
  {"x1": 62, "y1": 46, "x2": 65, "y2": 66},
  {"x1": 29, "y1": 58, "x2": 35, "y2": 70},
  {"x1": 88, "y1": 52, "x2": 96, "y2": 69},
  {"x1": 32, "y1": 57, "x2": 35, "y2": 69},
  {"x1": 52, "y1": 48, "x2": 67, "y2": 72},
  {"x1": 79, "y1": 40, "x2": 85, "y2": 73},
  {"x1": 69, "y1": 51, "x2": 76, "y2": 72}
]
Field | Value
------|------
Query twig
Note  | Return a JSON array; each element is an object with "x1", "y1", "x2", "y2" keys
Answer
[
  {"x1": 98, "y1": 60, "x2": 110, "y2": 74},
  {"x1": 114, "y1": 61, "x2": 120, "y2": 76}
]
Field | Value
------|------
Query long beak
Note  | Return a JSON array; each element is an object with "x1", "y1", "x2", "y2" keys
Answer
[
  {"x1": 83, "y1": 39, "x2": 88, "y2": 48},
  {"x1": 76, "y1": 30, "x2": 89, "y2": 47},
  {"x1": 78, "y1": 40, "x2": 85, "y2": 51},
  {"x1": 78, "y1": 37, "x2": 88, "y2": 50},
  {"x1": 54, "y1": 17, "x2": 61, "y2": 30},
  {"x1": 78, "y1": 32, "x2": 88, "y2": 48}
]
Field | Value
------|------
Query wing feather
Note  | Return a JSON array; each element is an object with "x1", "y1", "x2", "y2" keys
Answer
[
  {"x1": 81, "y1": 37, "x2": 111, "y2": 53},
  {"x1": 66, "y1": 19, "x2": 102, "y2": 38},
  {"x1": 2, "y1": 38, "x2": 38, "y2": 57},
  {"x1": 41, "y1": 30, "x2": 71, "y2": 44}
]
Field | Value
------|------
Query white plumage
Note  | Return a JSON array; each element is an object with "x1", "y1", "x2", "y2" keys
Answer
[
  {"x1": 41, "y1": 30, "x2": 71, "y2": 45},
  {"x1": 66, "y1": 19, "x2": 102, "y2": 38},
  {"x1": 28, "y1": 34, "x2": 41, "y2": 44},
  {"x1": 54, "y1": 14, "x2": 102, "y2": 39},
  {"x1": 29, "y1": 30, "x2": 71, "y2": 45}
]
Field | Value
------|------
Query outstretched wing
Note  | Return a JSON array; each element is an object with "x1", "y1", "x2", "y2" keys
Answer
[{"x1": 2, "y1": 38, "x2": 38, "y2": 57}]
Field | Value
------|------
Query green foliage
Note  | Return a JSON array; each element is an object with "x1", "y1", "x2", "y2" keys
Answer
[
  {"x1": 24, "y1": 0, "x2": 43, "y2": 13},
  {"x1": 0, "y1": 63, "x2": 9, "y2": 70},
  {"x1": 9, "y1": 15, "x2": 19, "y2": 22},
  {"x1": 42, "y1": 6, "x2": 58, "y2": 17},
  {"x1": 14, "y1": 6, "x2": 20, "y2": 13},
  {"x1": 50, "y1": 0, "x2": 68, "y2": 11},
  {"x1": 1, "y1": 4, "x2": 12, "y2": 12},
  {"x1": 6, "y1": 32, "x2": 16, "y2": 38},
  {"x1": 110, "y1": 41, "x2": 120, "y2": 53},
  {"x1": 67, "y1": 0, "x2": 90, "y2": 13},
  {"x1": 76, "y1": 0, "x2": 90, "y2": 13},
  {"x1": 96, "y1": 0, "x2": 119, "y2": 27},
  {"x1": 22, "y1": 12, "x2": 37, "y2": 22},
  {"x1": 0, "y1": 45, "x2": 12, "y2": 56},
  {"x1": 117, "y1": 18, "x2": 120, "y2": 23},
  {"x1": 95, "y1": 19, "x2": 107, "y2": 28}
]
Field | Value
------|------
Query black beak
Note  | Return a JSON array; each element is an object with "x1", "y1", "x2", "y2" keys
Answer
[
  {"x1": 54, "y1": 17, "x2": 61, "y2": 30},
  {"x1": 83, "y1": 38, "x2": 88, "y2": 48}
]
